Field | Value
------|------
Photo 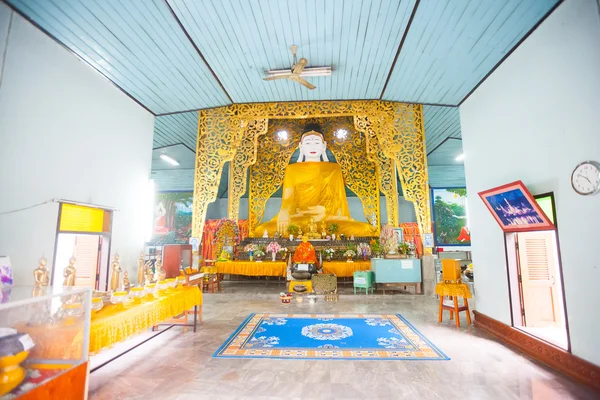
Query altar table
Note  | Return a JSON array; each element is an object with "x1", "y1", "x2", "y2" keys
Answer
[
  {"x1": 89, "y1": 286, "x2": 202, "y2": 354},
  {"x1": 321, "y1": 261, "x2": 371, "y2": 277},
  {"x1": 216, "y1": 261, "x2": 287, "y2": 277}
]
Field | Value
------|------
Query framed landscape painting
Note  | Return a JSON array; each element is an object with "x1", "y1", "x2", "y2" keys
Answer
[
  {"x1": 431, "y1": 187, "x2": 471, "y2": 246},
  {"x1": 478, "y1": 181, "x2": 555, "y2": 232}
]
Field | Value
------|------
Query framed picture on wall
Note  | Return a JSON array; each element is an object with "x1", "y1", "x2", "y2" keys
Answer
[
  {"x1": 431, "y1": 187, "x2": 471, "y2": 246},
  {"x1": 478, "y1": 180, "x2": 555, "y2": 232},
  {"x1": 394, "y1": 228, "x2": 404, "y2": 244}
]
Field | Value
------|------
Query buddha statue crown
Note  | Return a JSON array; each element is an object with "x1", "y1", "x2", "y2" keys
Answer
[{"x1": 300, "y1": 123, "x2": 324, "y2": 141}]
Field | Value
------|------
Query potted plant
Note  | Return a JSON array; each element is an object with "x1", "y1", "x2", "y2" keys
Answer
[
  {"x1": 343, "y1": 249, "x2": 356, "y2": 262},
  {"x1": 370, "y1": 239, "x2": 382, "y2": 258},
  {"x1": 287, "y1": 224, "x2": 299, "y2": 241},
  {"x1": 324, "y1": 248, "x2": 335, "y2": 261},
  {"x1": 278, "y1": 248, "x2": 288, "y2": 260},
  {"x1": 254, "y1": 249, "x2": 266, "y2": 262},
  {"x1": 398, "y1": 242, "x2": 409, "y2": 259},
  {"x1": 328, "y1": 223, "x2": 339, "y2": 240}
]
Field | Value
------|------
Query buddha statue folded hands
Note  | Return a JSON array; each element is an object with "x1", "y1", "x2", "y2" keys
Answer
[{"x1": 253, "y1": 123, "x2": 377, "y2": 238}]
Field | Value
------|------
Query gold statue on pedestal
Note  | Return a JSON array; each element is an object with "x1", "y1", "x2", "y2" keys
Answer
[
  {"x1": 34, "y1": 257, "x2": 50, "y2": 287},
  {"x1": 109, "y1": 254, "x2": 122, "y2": 291},
  {"x1": 33, "y1": 257, "x2": 50, "y2": 297},
  {"x1": 137, "y1": 252, "x2": 145, "y2": 287},
  {"x1": 123, "y1": 271, "x2": 131, "y2": 291},
  {"x1": 253, "y1": 123, "x2": 377, "y2": 237},
  {"x1": 145, "y1": 260, "x2": 155, "y2": 284},
  {"x1": 63, "y1": 256, "x2": 77, "y2": 287},
  {"x1": 306, "y1": 217, "x2": 321, "y2": 239},
  {"x1": 154, "y1": 256, "x2": 166, "y2": 282}
]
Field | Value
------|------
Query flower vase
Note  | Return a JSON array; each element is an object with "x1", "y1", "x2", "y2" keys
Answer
[
  {"x1": 331, "y1": 234, "x2": 336, "y2": 241},
  {"x1": 346, "y1": 257, "x2": 352, "y2": 263},
  {"x1": 271, "y1": 252, "x2": 276, "y2": 262},
  {"x1": 249, "y1": 250, "x2": 253, "y2": 262},
  {"x1": 289, "y1": 234, "x2": 294, "y2": 241}
]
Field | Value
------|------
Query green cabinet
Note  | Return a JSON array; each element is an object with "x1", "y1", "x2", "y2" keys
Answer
[{"x1": 353, "y1": 270, "x2": 374, "y2": 294}]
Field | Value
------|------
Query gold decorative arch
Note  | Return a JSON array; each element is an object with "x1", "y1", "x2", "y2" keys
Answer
[{"x1": 192, "y1": 101, "x2": 431, "y2": 252}]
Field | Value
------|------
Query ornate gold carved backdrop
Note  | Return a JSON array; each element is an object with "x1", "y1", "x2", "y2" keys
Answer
[
  {"x1": 192, "y1": 101, "x2": 431, "y2": 250},
  {"x1": 248, "y1": 117, "x2": 379, "y2": 232}
]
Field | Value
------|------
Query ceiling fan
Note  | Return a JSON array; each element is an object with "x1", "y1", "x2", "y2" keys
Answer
[{"x1": 263, "y1": 45, "x2": 331, "y2": 90}]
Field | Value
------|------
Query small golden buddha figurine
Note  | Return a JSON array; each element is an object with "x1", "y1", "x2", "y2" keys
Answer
[
  {"x1": 34, "y1": 257, "x2": 50, "y2": 287},
  {"x1": 145, "y1": 260, "x2": 155, "y2": 284},
  {"x1": 137, "y1": 252, "x2": 145, "y2": 287},
  {"x1": 123, "y1": 271, "x2": 131, "y2": 291},
  {"x1": 109, "y1": 254, "x2": 122, "y2": 291},
  {"x1": 321, "y1": 221, "x2": 327, "y2": 238},
  {"x1": 63, "y1": 256, "x2": 77, "y2": 287},
  {"x1": 155, "y1": 256, "x2": 166, "y2": 282},
  {"x1": 307, "y1": 217, "x2": 321, "y2": 239}
]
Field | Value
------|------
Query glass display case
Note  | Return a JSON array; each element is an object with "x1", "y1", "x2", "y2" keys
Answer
[{"x1": 0, "y1": 286, "x2": 91, "y2": 399}]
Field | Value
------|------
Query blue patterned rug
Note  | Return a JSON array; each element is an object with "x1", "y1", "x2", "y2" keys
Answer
[{"x1": 214, "y1": 313, "x2": 449, "y2": 360}]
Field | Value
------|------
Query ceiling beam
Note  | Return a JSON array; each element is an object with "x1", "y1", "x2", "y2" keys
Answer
[
  {"x1": 163, "y1": 0, "x2": 233, "y2": 105},
  {"x1": 379, "y1": 0, "x2": 421, "y2": 100},
  {"x1": 458, "y1": 0, "x2": 564, "y2": 107}
]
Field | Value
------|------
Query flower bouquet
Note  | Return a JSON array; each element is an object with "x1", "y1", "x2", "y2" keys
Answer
[
  {"x1": 324, "y1": 248, "x2": 336, "y2": 261},
  {"x1": 357, "y1": 242, "x2": 371, "y2": 260},
  {"x1": 243, "y1": 244, "x2": 257, "y2": 252},
  {"x1": 343, "y1": 249, "x2": 356, "y2": 262},
  {"x1": 370, "y1": 239, "x2": 382, "y2": 258},
  {"x1": 266, "y1": 241, "x2": 281, "y2": 261}
]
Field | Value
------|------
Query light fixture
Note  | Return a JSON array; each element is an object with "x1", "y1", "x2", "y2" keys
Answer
[
  {"x1": 266, "y1": 66, "x2": 332, "y2": 78},
  {"x1": 455, "y1": 153, "x2": 465, "y2": 162},
  {"x1": 160, "y1": 154, "x2": 179, "y2": 166},
  {"x1": 277, "y1": 130, "x2": 288, "y2": 141},
  {"x1": 334, "y1": 128, "x2": 348, "y2": 140}
]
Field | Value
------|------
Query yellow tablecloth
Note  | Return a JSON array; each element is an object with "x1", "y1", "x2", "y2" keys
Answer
[
  {"x1": 89, "y1": 286, "x2": 202, "y2": 354},
  {"x1": 216, "y1": 261, "x2": 287, "y2": 277},
  {"x1": 322, "y1": 261, "x2": 371, "y2": 277},
  {"x1": 435, "y1": 282, "x2": 472, "y2": 299}
]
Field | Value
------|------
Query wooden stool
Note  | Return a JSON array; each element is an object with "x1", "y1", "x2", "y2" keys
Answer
[{"x1": 435, "y1": 282, "x2": 472, "y2": 328}]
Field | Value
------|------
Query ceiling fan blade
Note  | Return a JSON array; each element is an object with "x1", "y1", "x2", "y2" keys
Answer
[
  {"x1": 292, "y1": 57, "x2": 308, "y2": 75},
  {"x1": 292, "y1": 76, "x2": 316, "y2": 90},
  {"x1": 263, "y1": 75, "x2": 291, "y2": 81}
]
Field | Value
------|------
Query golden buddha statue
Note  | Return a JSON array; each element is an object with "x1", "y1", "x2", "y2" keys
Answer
[
  {"x1": 306, "y1": 217, "x2": 320, "y2": 239},
  {"x1": 253, "y1": 123, "x2": 377, "y2": 237},
  {"x1": 137, "y1": 252, "x2": 145, "y2": 287},
  {"x1": 292, "y1": 235, "x2": 317, "y2": 264},
  {"x1": 145, "y1": 260, "x2": 155, "y2": 284},
  {"x1": 63, "y1": 256, "x2": 77, "y2": 287},
  {"x1": 155, "y1": 256, "x2": 166, "y2": 282},
  {"x1": 33, "y1": 257, "x2": 50, "y2": 287},
  {"x1": 321, "y1": 221, "x2": 327, "y2": 238},
  {"x1": 109, "y1": 254, "x2": 122, "y2": 291},
  {"x1": 123, "y1": 271, "x2": 131, "y2": 291}
]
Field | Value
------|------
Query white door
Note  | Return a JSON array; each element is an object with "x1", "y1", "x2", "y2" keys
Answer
[
  {"x1": 517, "y1": 231, "x2": 559, "y2": 328},
  {"x1": 73, "y1": 235, "x2": 100, "y2": 289}
]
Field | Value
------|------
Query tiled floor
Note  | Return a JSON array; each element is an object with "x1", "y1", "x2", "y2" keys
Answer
[{"x1": 88, "y1": 282, "x2": 598, "y2": 400}]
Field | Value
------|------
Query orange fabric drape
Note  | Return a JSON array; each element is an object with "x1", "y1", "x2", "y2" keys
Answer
[
  {"x1": 399, "y1": 223, "x2": 422, "y2": 257},
  {"x1": 202, "y1": 220, "x2": 221, "y2": 260},
  {"x1": 238, "y1": 220, "x2": 249, "y2": 241}
]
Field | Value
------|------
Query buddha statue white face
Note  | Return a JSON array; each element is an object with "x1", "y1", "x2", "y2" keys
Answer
[{"x1": 298, "y1": 134, "x2": 329, "y2": 162}]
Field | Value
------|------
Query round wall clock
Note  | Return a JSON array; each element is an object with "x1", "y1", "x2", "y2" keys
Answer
[{"x1": 571, "y1": 161, "x2": 600, "y2": 195}]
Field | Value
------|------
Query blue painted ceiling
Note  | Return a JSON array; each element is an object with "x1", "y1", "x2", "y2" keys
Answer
[{"x1": 5, "y1": 0, "x2": 560, "y2": 116}]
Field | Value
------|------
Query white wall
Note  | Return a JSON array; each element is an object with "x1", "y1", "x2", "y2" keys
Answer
[
  {"x1": 460, "y1": 0, "x2": 600, "y2": 365},
  {"x1": 0, "y1": 5, "x2": 154, "y2": 287}
]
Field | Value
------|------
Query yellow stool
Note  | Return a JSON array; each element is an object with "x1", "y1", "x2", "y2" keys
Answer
[
  {"x1": 436, "y1": 282, "x2": 472, "y2": 328},
  {"x1": 288, "y1": 280, "x2": 312, "y2": 293}
]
